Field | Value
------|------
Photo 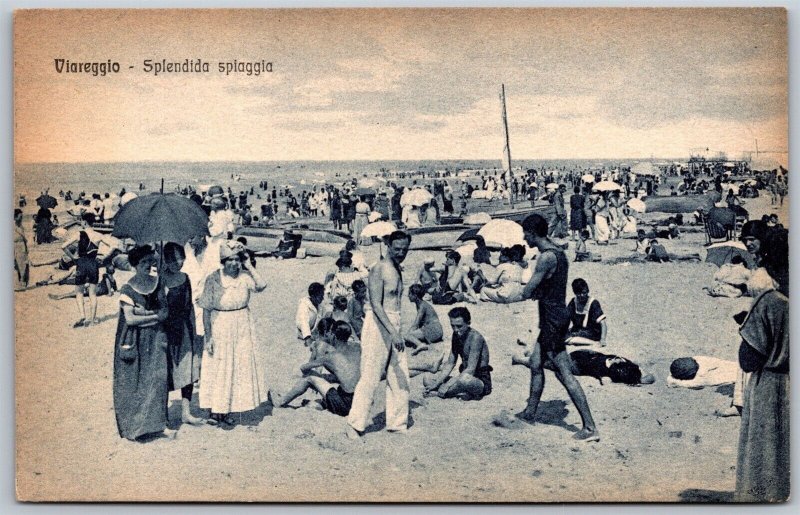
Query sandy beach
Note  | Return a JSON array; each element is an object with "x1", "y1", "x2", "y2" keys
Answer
[{"x1": 14, "y1": 186, "x2": 787, "y2": 502}]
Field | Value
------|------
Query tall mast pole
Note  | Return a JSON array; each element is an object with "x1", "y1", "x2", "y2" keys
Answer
[{"x1": 501, "y1": 84, "x2": 514, "y2": 208}]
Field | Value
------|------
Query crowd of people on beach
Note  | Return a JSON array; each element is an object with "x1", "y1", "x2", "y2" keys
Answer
[{"x1": 13, "y1": 161, "x2": 789, "y2": 502}]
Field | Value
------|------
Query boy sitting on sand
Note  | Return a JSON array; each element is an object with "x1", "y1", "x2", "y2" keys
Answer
[
  {"x1": 330, "y1": 295, "x2": 353, "y2": 333},
  {"x1": 574, "y1": 230, "x2": 601, "y2": 262},
  {"x1": 277, "y1": 318, "x2": 360, "y2": 416},
  {"x1": 423, "y1": 307, "x2": 492, "y2": 400}
]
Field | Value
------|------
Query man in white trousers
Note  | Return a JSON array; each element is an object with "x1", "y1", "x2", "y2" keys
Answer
[{"x1": 346, "y1": 230, "x2": 412, "y2": 438}]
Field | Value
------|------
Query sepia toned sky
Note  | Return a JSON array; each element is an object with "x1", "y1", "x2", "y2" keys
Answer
[{"x1": 14, "y1": 8, "x2": 787, "y2": 163}]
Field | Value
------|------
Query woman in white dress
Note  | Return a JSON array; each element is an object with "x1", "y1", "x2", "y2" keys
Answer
[
  {"x1": 198, "y1": 240, "x2": 268, "y2": 427},
  {"x1": 477, "y1": 246, "x2": 525, "y2": 304},
  {"x1": 594, "y1": 192, "x2": 611, "y2": 245},
  {"x1": 353, "y1": 196, "x2": 371, "y2": 246}
]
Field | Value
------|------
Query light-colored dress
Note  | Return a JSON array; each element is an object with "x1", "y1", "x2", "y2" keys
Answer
[
  {"x1": 353, "y1": 201, "x2": 371, "y2": 245},
  {"x1": 198, "y1": 270, "x2": 267, "y2": 414},
  {"x1": 13, "y1": 225, "x2": 30, "y2": 289},
  {"x1": 479, "y1": 262, "x2": 524, "y2": 304},
  {"x1": 594, "y1": 197, "x2": 610, "y2": 243}
]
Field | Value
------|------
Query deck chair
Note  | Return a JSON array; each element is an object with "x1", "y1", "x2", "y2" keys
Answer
[{"x1": 704, "y1": 207, "x2": 736, "y2": 245}]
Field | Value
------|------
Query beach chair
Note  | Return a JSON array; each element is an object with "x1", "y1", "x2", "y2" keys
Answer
[{"x1": 703, "y1": 207, "x2": 736, "y2": 245}]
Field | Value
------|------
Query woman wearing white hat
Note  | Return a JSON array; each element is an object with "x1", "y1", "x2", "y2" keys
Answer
[{"x1": 198, "y1": 240, "x2": 268, "y2": 427}]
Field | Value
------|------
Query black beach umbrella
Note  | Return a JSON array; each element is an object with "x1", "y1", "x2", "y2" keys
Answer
[
  {"x1": 457, "y1": 227, "x2": 481, "y2": 242},
  {"x1": 705, "y1": 242, "x2": 756, "y2": 268},
  {"x1": 36, "y1": 193, "x2": 57, "y2": 209},
  {"x1": 112, "y1": 193, "x2": 209, "y2": 245}
]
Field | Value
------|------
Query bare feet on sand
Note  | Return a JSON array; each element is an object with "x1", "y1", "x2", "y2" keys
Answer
[
  {"x1": 572, "y1": 427, "x2": 600, "y2": 443},
  {"x1": 515, "y1": 407, "x2": 537, "y2": 422},
  {"x1": 181, "y1": 413, "x2": 205, "y2": 426},
  {"x1": 714, "y1": 406, "x2": 740, "y2": 417},
  {"x1": 344, "y1": 425, "x2": 362, "y2": 440}
]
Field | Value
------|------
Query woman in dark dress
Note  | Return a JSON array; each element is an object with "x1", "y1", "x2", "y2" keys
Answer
[
  {"x1": 329, "y1": 191, "x2": 343, "y2": 230},
  {"x1": 161, "y1": 243, "x2": 204, "y2": 426},
  {"x1": 569, "y1": 186, "x2": 587, "y2": 241},
  {"x1": 113, "y1": 245, "x2": 172, "y2": 441}
]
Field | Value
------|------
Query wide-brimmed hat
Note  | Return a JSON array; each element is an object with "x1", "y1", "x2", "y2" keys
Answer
[{"x1": 220, "y1": 240, "x2": 246, "y2": 262}]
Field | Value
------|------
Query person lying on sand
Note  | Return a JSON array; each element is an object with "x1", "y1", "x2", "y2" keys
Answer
[
  {"x1": 667, "y1": 356, "x2": 738, "y2": 389},
  {"x1": 422, "y1": 307, "x2": 492, "y2": 400},
  {"x1": 512, "y1": 348, "x2": 655, "y2": 386},
  {"x1": 48, "y1": 264, "x2": 117, "y2": 300},
  {"x1": 605, "y1": 238, "x2": 701, "y2": 265},
  {"x1": 565, "y1": 278, "x2": 607, "y2": 347}
]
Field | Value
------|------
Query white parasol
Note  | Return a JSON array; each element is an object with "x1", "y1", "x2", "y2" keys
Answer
[
  {"x1": 360, "y1": 220, "x2": 397, "y2": 239},
  {"x1": 581, "y1": 174, "x2": 596, "y2": 183},
  {"x1": 476, "y1": 219, "x2": 525, "y2": 248},
  {"x1": 593, "y1": 181, "x2": 622, "y2": 192},
  {"x1": 463, "y1": 212, "x2": 492, "y2": 225},
  {"x1": 400, "y1": 188, "x2": 433, "y2": 207}
]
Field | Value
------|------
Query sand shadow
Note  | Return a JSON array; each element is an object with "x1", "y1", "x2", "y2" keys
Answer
[
  {"x1": 515, "y1": 400, "x2": 580, "y2": 432},
  {"x1": 362, "y1": 400, "x2": 423, "y2": 434},
  {"x1": 715, "y1": 383, "x2": 735, "y2": 397},
  {"x1": 678, "y1": 489, "x2": 734, "y2": 503},
  {"x1": 93, "y1": 313, "x2": 119, "y2": 325}
]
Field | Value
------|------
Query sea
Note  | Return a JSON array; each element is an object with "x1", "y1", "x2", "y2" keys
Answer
[{"x1": 14, "y1": 159, "x2": 652, "y2": 201}]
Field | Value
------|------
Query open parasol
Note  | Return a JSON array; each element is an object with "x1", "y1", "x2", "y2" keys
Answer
[
  {"x1": 463, "y1": 212, "x2": 492, "y2": 225},
  {"x1": 360, "y1": 220, "x2": 397, "y2": 239},
  {"x1": 476, "y1": 219, "x2": 525, "y2": 248},
  {"x1": 581, "y1": 174, "x2": 595, "y2": 183},
  {"x1": 355, "y1": 187, "x2": 377, "y2": 197},
  {"x1": 36, "y1": 193, "x2": 57, "y2": 210},
  {"x1": 593, "y1": 181, "x2": 622, "y2": 192},
  {"x1": 400, "y1": 188, "x2": 433, "y2": 207},
  {"x1": 705, "y1": 241, "x2": 756, "y2": 268},
  {"x1": 112, "y1": 193, "x2": 209, "y2": 245},
  {"x1": 626, "y1": 198, "x2": 646, "y2": 213}
]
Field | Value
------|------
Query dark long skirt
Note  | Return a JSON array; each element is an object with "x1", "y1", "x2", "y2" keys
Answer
[{"x1": 113, "y1": 316, "x2": 169, "y2": 441}]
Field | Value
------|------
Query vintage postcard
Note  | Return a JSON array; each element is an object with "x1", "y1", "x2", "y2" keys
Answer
[{"x1": 13, "y1": 8, "x2": 788, "y2": 502}]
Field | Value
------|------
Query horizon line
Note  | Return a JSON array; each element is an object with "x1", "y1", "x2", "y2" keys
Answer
[{"x1": 14, "y1": 156, "x2": 691, "y2": 167}]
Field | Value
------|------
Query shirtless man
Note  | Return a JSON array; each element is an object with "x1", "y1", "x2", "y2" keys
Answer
[
  {"x1": 518, "y1": 214, "x2": 599, "y2": 443},
  {"x1": 277, "y1": 318, "x2": 360, "y2": 416},
  {"x1": 430, "y1": 250, "x2": 477, "y2": 304},
  {"x1": 346, "y1": 230, "x2": 412, "y2": 438},
  {"x1": 423, "y1": 307, "x2": 492, "y2": 400}
]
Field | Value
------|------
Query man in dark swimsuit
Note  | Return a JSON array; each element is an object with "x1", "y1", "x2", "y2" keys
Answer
[
  {"x1": 423, "y1": 307, "x2": 491, "y2": 400},
  {"x1": 519, "y1": 214, "x2": 599, "y2": 442}
]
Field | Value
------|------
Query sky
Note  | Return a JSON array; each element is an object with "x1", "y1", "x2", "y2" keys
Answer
[{"x1": 13, "y1": 8, "x2": 788, "y2": 163}]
